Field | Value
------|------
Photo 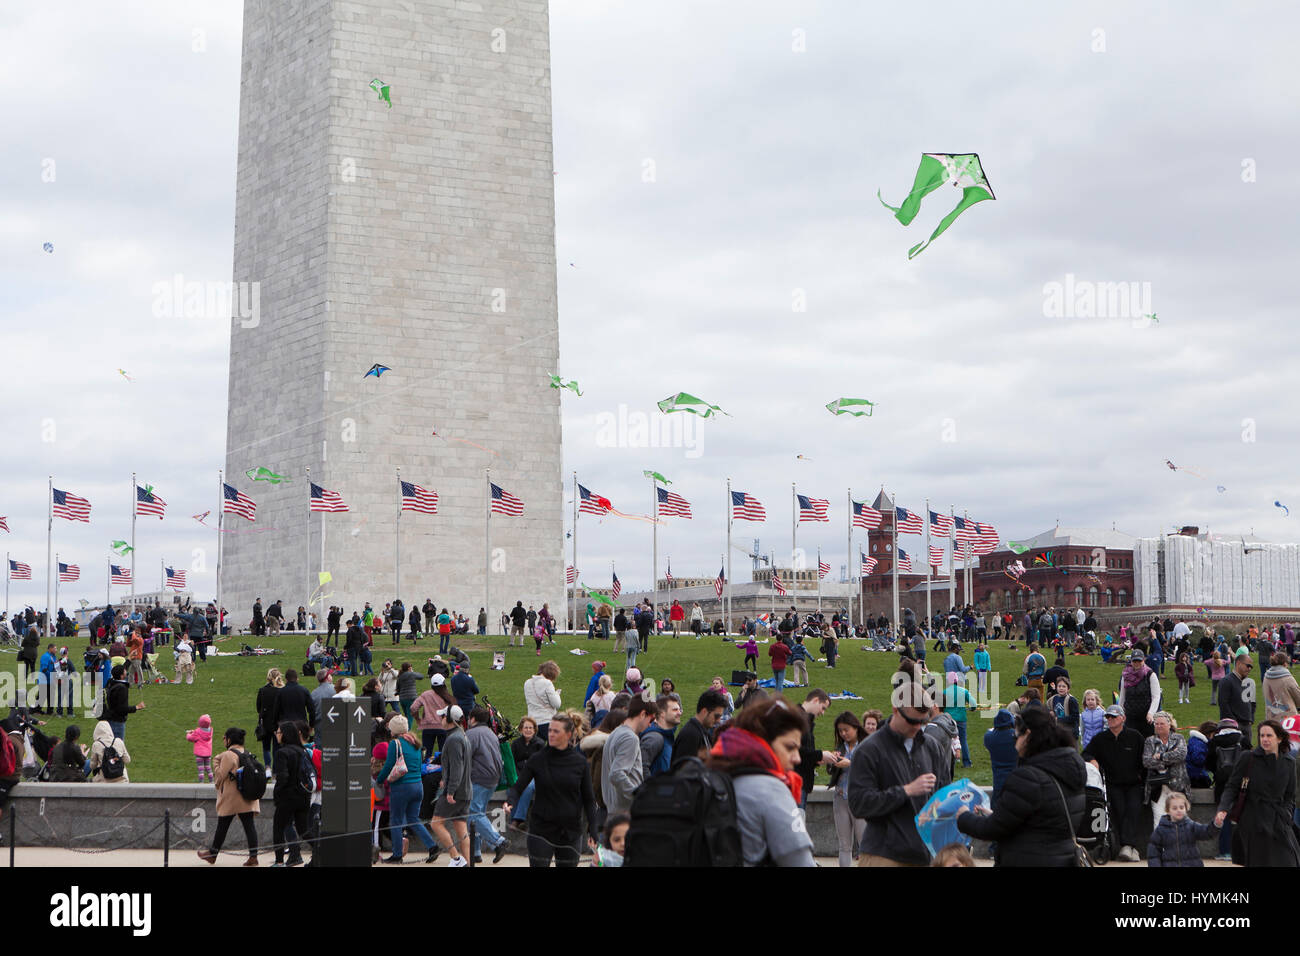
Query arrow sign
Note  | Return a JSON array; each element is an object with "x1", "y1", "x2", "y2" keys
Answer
[
  {"x1": 353, "y1": 705, "x2": 368, "y2": 720},
  {"x1": 326, "y1": 707, "x2": 338, "y2": 724}
]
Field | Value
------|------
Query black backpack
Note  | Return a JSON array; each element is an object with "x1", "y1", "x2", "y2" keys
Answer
[
  {"x1": 1215, "y1": 739, "x2": 1245, "y2": 777},
  {"x1": 296, "y1": 749, "x2": 317, "y2": 800},
  {"x1": 100, "y1": 741, "x2": 125, "y2": 780},
  {"x1": 624, "y1": 757, "x2": 744, "y2": 867},
  {"x1": 233, "y1": 748, "x2": 267, "y2": 800}
]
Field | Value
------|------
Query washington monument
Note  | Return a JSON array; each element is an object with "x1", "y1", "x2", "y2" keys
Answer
[{"x1": 222, "y1": 0, "x2": 563, "y2": 626}]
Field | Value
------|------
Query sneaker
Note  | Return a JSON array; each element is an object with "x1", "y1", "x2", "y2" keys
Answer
[
  {"x1": 381, "y1": 855, "x2": 404, "y2": 864},
  {"x1": 196, "y1": 848, "x2": 217, "y2": 864},
  {"x1": 244, "y1": 857, "x2": 259, "y2": 867},
  {"x1": 472, "y1": 855, "x2": 482, "y2": 865},
  {"x1": 1214, "y1": 853, "x2": 1232, "y2": 862},
  {"x1": 425, "y1": 846, "x2": 441, "y2": 864},
  {"x1": 492, "y1": 843, "x2": 509, "y2": 864},
  {"x1": 448, "y1": 855, "x2": 468, "y2": 868}
]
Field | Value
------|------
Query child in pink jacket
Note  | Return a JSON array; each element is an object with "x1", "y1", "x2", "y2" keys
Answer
[
  {"x1": 740, "y1": 637, "x2": 759, "y2": 671},
  {"x1": 186, "y1": 714, "x2": 214, "y2": 782}
]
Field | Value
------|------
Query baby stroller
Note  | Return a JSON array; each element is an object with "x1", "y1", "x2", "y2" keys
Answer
[{"x1": 1077, "y1": 761, "x2": 1112, "y2": 863}]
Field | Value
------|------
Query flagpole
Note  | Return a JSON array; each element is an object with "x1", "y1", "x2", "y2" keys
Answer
[
  {"x1": 106, "y1": 557, "x2": 109, "y2": 608},
  {"x1": 891, "y1": 491, "x2": 899, "y2": 637},
  {"x1": 160, "y1": 556, "x2": 164, "y2": 593},
  {"x1": 770, "y1": 552, "x2": 775, "y2": 622},
  {"x1": 949, "y1": 503, "x2": 956, "y2": 613},
  {"x1": 45, "y1": 476, "x2": 53, "y2": 639},
  {"x1": 964, "y1": 509, "x2": 971, "y2": 607},
  {"x1": 130, "y1": 471, "x2": 137, "y2": 604},
  {"x1": 320, "y1": 490, "x2": 326, "y2": 628},
  {"x1": 651, "y1": 473, "x2": 658, "y2": 633},
  {"x1": 817, "y1": 547, "x2": 822, "y2": 613},
  {"x1": 485, "y1": 469, "x2": 491, "y2": 632},
  {"x1": 571, "y1": 472, "x2": 577, "y2": 635},
  {"x1": 790, "y1": 483, "x2": 796, "y2": 612},
  {"x1": 305, "y1": 465, "x2": 312, "y2": 623},
  {"x1": 395, "y1": 467, "x2": 401, "y2": 605},
  {"x1": 846, "y1": 488, "x2": 853, "y2": 633},
  {"x1": 5, "y1": 551, "x2": 10, "y2": 617},
  {"x1": 925, "y1": 497, "x2": 932, "y2": 640},
  {"x1": 54, "y1": 552, "x2": 59, "y2": 625},
  {"x1": 215, "y1": 471, "x2": 223, "y2": 636},
  {"x1": 722, "y1": 481, "x2": 733, "y2": 632}
]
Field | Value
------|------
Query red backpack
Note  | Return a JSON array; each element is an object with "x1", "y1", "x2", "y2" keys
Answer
[{"x1": 0, "y1": 731, "x2": 18, "y2": 778}]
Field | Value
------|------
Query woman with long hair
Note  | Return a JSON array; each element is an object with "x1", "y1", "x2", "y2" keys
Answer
[
  {"x1": 503, "y1": 713, "x2": 599, "y2": 868},
  {"x1": 1214, "y1": 719, "x2": 1300, "y2": 866},
  {"x1": 705, "y1": 697, "x2": 815, "y2": 867},
  {"x1": 826, "y1": 711, "x2": 867, "y2": 867},
  {"x1": 255, "y1": 668, "x2": 284, "y2": 767}
]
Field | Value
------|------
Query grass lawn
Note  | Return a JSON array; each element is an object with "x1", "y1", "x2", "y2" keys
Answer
[{"x1": 2, "y1": 634, "x2": 1231, "y2": 785}]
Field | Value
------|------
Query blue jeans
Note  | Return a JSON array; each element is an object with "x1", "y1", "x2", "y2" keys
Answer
[
  {"x1": 599, "y1": 620, "x2": 610, "y2": 641},
  {"x1": 956, "y1": 719, "x2": 971, "y2": 766},
  {"x1": 773, "y1": 669, "x2": 786, "y2": 693},
  {"x1": 387, "y1": 780, "x2": 435, "y2": 858},
  {"x1": 477, "y1": 626, "x2": 486, "y2": 636},
  {"x1": 1219, "y1": 819, "x2": 1233, "y2": 856},
  {"x1": 439, "y1": 633, "x2": 450, "y2": 654},
  {"x1": 468, "y1": 783, "x2": 505, "y2": 855},
  {"x1": 108, "y1": 720, "x2": 126, "y2": 741},
  {"x1": 512, "y1": 780, "x2": 536, "y2": 821}
]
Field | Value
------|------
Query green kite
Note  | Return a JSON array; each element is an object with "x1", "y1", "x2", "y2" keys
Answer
[
  {"x1": 657, "y1": 392, "x2": 728, "y2": 418},
  {"x1": 582, "y1": 585, "x2": 617, "y2": 607},
  {"x1": 246, "y1": 467, "x2": 289, "y2": 484},
  {"x1": 643, "y1": 470, "x2": 671, "y2": 485},
  {"x1": 879, "y1": 153, "x2": 995, "y2": 259},
  {"x1": 369, "y1": 78, "x2": 392, "y2": 108},
  {"x1": 826, "y1": 398, "x2": 875, "y2": 418},
  {"x1": 110, "y1": 540, "x2": 133, "y2": 555},
  {"x1": 548, "y1": 373, "x2": 582, "y2": 396},
  {"x1": 1007, "y1": 541, "x2": 1029, "y2": 554}
]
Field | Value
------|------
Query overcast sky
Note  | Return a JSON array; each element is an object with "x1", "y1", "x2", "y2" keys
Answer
[{"x1": 2, "y1": 0, "x2": 1297, "y2": 609}]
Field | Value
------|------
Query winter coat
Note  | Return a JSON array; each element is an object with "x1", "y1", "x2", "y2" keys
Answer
[
  {"x1": 523, "y1": 675, "x2": 561, "y2": 723},
  {"x1": 1262, "y1": 665, "x2": 1300, "y2": 720},
  {"x1": 1186, "y1": 730, "x2": 1211, "y2": 787},
  {"x1": 1146, "y1": 815, "x2": 1214, "y2": 866},
  {"x1": 89, "y1": 723, "x2": 130, "y2": 783},
  {"x1": 956, "y1": 746, "x2": 1087, "y2": 867},
  {"x1": 984, "y1": 712, "x2": 1019, "y2": 801},
  {"x1": 212, "y1": 746, "x2": 261, "y2": 816},
  {"x1": 187, "y1": 725, "x2": 213, "y2": 758},
  {"x1": 1216, "y1": 748, "x2": 1300, "y2": 867},
  {"x1": 1142, "y1": 732, "x2": 1190, "y2": 795},
  {"x1": 847, "y1": 721, "x2": 953, "y2": 865}
]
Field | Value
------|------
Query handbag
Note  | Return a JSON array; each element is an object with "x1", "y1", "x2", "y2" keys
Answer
[
  {"x1": 1228, "y1": 754, "x2": 1253, "y2": 824},
  {"x1": 1051, "y1": 778, "x2": 1093, "y2": 867},
  {"x1": 388, "y1": 736, "x2": 409, "y2": 782}
]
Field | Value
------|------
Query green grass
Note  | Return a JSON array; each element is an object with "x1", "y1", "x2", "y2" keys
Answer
[{"x1": 2, "y1": 635, "x2": 1228, "y2": 785}]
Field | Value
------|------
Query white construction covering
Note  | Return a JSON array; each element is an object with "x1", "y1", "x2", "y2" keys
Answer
[{"x1": 1134, "y1": 536, "x2": 1300, "y2": 607}]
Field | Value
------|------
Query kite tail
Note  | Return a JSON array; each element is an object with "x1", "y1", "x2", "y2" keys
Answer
[
  {"x1": 906, "y1": 185, "x2": 994, "y2": 259},
  {"x1": 878, "y1": 155, "x2": 950, "y2": 226}
]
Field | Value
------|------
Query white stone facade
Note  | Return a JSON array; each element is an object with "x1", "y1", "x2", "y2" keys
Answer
[{"x1": 223, "y1": 0, "x2": 562, "y2": 628}]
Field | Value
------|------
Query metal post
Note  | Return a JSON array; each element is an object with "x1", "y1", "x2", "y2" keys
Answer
[
  {"x1": 485, "y1": 470, "x2": 491, "y2": 631},
  {"x1": 9, "y1": 807, "x2": 14, "y2": 867},
  {"x1": 651, "y1": 474, "x2": 658, "y2": 637},
  {"x1": 395, "y1": 467, "x2": 400, "y2": 607},
  {"x1": 846, "y1": 489, "x2": 852, "y2": 635},
  {"x1": 163, "y1": 809, "x2": 170, "y2": 867},
  {"x1": 925, "y1": 497, "x2": 932, "y2": 641},
  {"x1": 468, "y1": 822, "x2": 476, "y2": 868},
  {"x1": 130, "y1": 472, "x2": 136, "y2": 608},
  {"x1": 725, "y1": 479, "x2": 732, "y2": 630},
  {"x1": 306, "y1": 465, "x2": 312, "y2": 628},
  {"x1": 571, "y1": 472, "x2": 578, "y2": 635}
]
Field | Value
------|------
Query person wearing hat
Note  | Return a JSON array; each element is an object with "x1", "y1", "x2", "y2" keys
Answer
[
  {"x1": 1218, "y1": 651, "x2": 1256, "y2": 744},
  {"x1": 846, "y1": 680, "x2": 952, "y2": 866},
  {"x1": 428, "y1": 704, "x2": 472, "y2": 867},
  {"x1": 1083, "y1": 704, "x2": 1146, "y2": 861},
  {"x1": 584, "y1": 661, "x2": 607, "y2": 707},
  {"x1": 410, "y1": 673, "x2": 455, "y2": 760},
  {"x1": 376, "y1": 715, "x2": 439, "y2": 864},
  {"x1": 1117, "y1": 648, "x2": 1160, "y2": 740},
  {"x1": 1206, "y1": 717, "x2": 1246, "y2": 860},
  {"x1": 984, "y1": 709, "x2": 1019, "y2": 805}
]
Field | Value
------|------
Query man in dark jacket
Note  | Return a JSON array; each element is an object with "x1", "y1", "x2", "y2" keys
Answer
[
  {"x1": 103, "y1": 664, "x2": 146, "y2": 740},
  {"x1": 423, "y1": 599, "x2": 436, "y2": 637},
  {"x1": 509, "y1": 602, "x2": 527, "y2": 646},
  {"x1": 984, "y1": 709, "x2": 1019, "y2": 804},
  {"x1": 252, "y1": 598, "x2": 264, "y2": 636},
  {"x1": 671, "y1": 689, "x2": 728, "y2": 769},
  {"x1": 1082, "y1": 705, "x2": 1145, "y2": 861},
  {"x1": 269, "y1": 669, "x2": 315, "y2": 740},
  {"x1": 326, "y1": 606, "x2": 342, "y2": 648},
  {"x1": 1218, "y1": 653, "x2": 1255, "y2": 744},
  {"x1": 635, "y1": 602, "x2": 652, "y2": 654},
  {"x1": 795, "y1": 689, "x2": 836, "y2": 807},
  {"x1": 847, "y1": 681, "x2": 952, "y2": 865},
  {"x1": 640, "y1": 695, "x2": 681, "y2": 778},
  {"x1": 450, "y1": 659, "x2": 479, "y2": 713},
  {"x1": 389, "y1": 599, "x2": 404, "y2": 644}
]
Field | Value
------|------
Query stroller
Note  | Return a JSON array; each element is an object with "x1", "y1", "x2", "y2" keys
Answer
[{"x1": 1077, "y1": 761, "x2": 1113, "y2": 863}]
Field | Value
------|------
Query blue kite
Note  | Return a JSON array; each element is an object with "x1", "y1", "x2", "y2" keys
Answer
[{"x1": 364, "y1": 364, "x2": 391, "y2": 378}]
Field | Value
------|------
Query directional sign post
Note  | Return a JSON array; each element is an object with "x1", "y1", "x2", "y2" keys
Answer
[{"x1": 315, "y1": 696, "x2": 373, "y2": 866}]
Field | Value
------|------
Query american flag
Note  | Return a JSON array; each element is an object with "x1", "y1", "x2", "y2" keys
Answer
[
  {"x1": 656, "y1": 487, "x2": 692, "y2": 519},
  {"x1": 894, "y1": 507, "x2": 923, "y2": 535},
  {"x1": 731, "y1": 490, "x2": 765, "y2": 522},
  {"x1": 110, "y1": 565, "x2": 132, "y2": 585},
  {"x1": 135, "y1": 485, "x2": 166, "y2": 519},
  {"x1": 52, "y1": 488, "x2": 91, "y2": 522},
  {"x1": 797, "y1": 494, "x2": 829, "y2": 523},
  {"x1": 972, "y1": 521, "x2": 999, "y2": 555},
  {"x1": 400, "y1": 481, "x2": 438, "y2": 515},
  {"x1": 665, "y1": 560, "x2": 673, "y2": 584},
  {"x1": 0, "y1": 517, "x2": 8, "y2": 533},
  {"x1": 166, "y1": 567, "x2": 187, "y2": 590},
  {"x1": 714, "y1": 565, "x2": 725, "y2": 598},
  {"x1": 861, "y1": 553, "x2": 878, "y2": 575},
  {"x1": 490, "y1": 483, "x2": 524, "y2": 516},
  {"x1": 952, "y1": 516, "x2": 976, "y2": 544},
  {"x1": 771, "y1": 568, "x2": 787, "y2": 595},
  {"x1": 818, "y1": 559, "x2": 831, "y2": 579},
  {"x1": 223, "y1": 483, "x2": 257, "y2": 521},
  {"x1": 566, "y1": 565, "x2": 577, "y2": 585},
  {"x1": 310, "y1": 483, "x2": 349, "y2": 513},
  {"x1": 929, "y1": 511, "x2": 952, "y2": 537},
  {"x1": 578, "y1": 484, "x2": 611, "y2": 516},
  {"x1": 58, "y1": 562, "x2": 80, "y2": 582},
  {"x1": 896, "y1": 549, "x2": 913, "y2": 572},
  {"x1": 8, "y1": 559, "x2": 31, "y2": 580},
  {"x1": 928, "y1": 546, "x2": 945, "y2": 568},
  {"x1": 611, "y1": 572, "x2": 621, "y2": 599},
  {"x1": 852, "y1": 501, "x2": 883, "y2": 530}
]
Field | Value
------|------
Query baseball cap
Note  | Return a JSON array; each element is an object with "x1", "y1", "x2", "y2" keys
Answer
[
  {"x1": 1129, "y1": 649, "x2": 1145, "y2": 661},
  {"x1": 430, "y1": 673, "x2": 446, "y2": 686},
  {"x1": 437, "y1": 704, "x2": 464, "y2": 723},
  {"x1": 1218, "y1": 718, "x2": 1239, "y2": 729},
  {"x1": 1104, "y1": 704, "x2": 1124, "y2": 718}
]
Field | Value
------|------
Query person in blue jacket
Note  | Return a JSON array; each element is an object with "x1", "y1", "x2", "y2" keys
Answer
[
  {"x1": 36, "y1": 644, "x2": 57, "y2": 714},
  {"x1": 984, "y1": 709, "x2": 1019, "y2": 805},
  {"x1": 450, "y1": 658, "x2": 479, "y2": 713},
  {"x1": 944, "y1": 643, "x2": 971, "y2": 679},
  {"x1": 1147, "y1": 791, "x2": 1218, "y2": 866},
  {"x1": 583, "y1": 661, "x2": 607, "y2": 707},
  {"x1": 973, "y1": 644, "x2": 992, "y2": 701}
]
